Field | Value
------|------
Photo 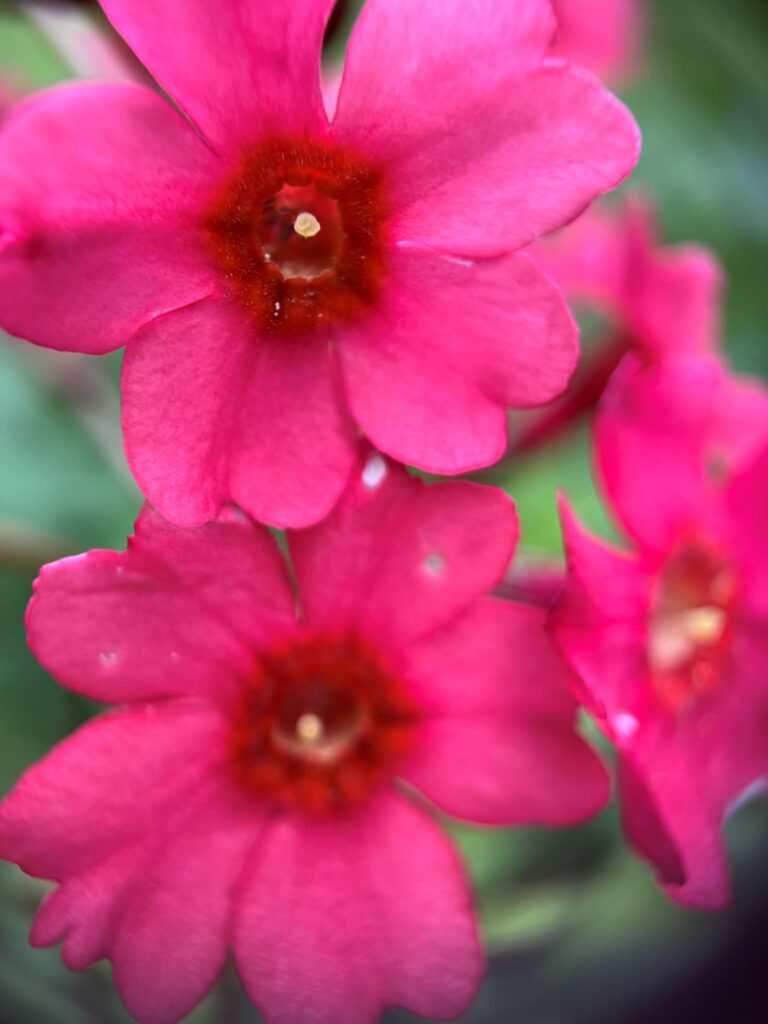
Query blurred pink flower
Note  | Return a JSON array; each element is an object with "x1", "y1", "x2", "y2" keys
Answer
[
  {"x1": 535, "y1": 197, "x2": 722, "y2": 362},
  {"x1": 512, "y1": 198, "x2": 723, "y2": 452},
  {"x1": 0, "y1": 0, "x2": 638, "y2": 529},
  {"x1": 550, "y1": 356, "x2": 768, "y2": 908},
  {"x1": 550, "y1": 0, "x2": 644, "y2": 83},
  {"x1": 0, "y1": 460, "x2": 608, "y2": 1024}
]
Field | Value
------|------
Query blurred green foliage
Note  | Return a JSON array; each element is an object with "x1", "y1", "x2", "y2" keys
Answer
[{"x1": 0, "y1": 1, "x2": 767, "y2": 1022}]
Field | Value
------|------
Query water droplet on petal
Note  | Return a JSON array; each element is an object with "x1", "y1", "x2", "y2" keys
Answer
[
  {"x1": 362, "y1": 454, "x2": 387, "y2": 490},
  {"x1": 100, "y1": 651, "x2": 118, "y2": 668},
  {"x1": 613, "y1": 712, "x2": 639, "y2": 740},
  {"x1": 422, "y1": 554, "x2": 445, "y2": 578}
]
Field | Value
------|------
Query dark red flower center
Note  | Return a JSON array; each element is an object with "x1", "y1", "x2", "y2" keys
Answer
[
  {"x1": 229, "y1": 632, "x2": 416, "y2": 813},
  {"x1": 649, "y1": 539, "x2": 738, "y2": 711},
  {"x1": 205, "y1": 138, "x2": 388, "y2": 336}
]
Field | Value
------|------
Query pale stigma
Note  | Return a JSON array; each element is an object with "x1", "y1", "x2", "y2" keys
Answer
[
  {"x1": 296, "y1": 712, "x2": 324, "y2": 743},
  {"x1": 294, "y1": 212, "x2": 322, "y2": 239}
]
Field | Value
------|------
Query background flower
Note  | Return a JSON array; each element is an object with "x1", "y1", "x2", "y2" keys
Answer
[
  {"x1": 1, "y1": 0, "x2": 768, "y2": 1021},
  {"x1": 550, "y1": 355, "x2": 768, "y2": 908},
  {"x1": 549, "y1": 0, "x2": 643, "y2": 83}
]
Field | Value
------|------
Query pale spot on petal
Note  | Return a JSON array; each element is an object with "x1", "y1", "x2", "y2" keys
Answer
[
  {"x1": 422, "y1": 553, "x2": 446, "y2": 578},
  {"x1": 362, "y1": 453, "x2": 387, "y2": 490},
  {"x1": 613, "y1": 712, "x2": 639, "y2": 741}
]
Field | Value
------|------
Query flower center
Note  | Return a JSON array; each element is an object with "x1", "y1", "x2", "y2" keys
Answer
[
  {"x1": 206, "y1": 138, "x2": 387, "y2": 336},
  {"x1": 649, "y1": 539, "x2": 738, "y2": 711},
  {"x1": 270, "y1": 676, "x2": 368, "y2": 764},
  {"x1": 229, "y1": 632, "x2": 415, "y2": 812},
  {"x1": 257, "y1": 185, "x2": 343, "y2": 281}
]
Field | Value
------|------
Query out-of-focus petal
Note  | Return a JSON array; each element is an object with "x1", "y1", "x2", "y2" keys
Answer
[
  {"x1": 290, "y1": 460, "x2": 517, "y2": 646},
  {"x1": 550, "y1": 0, "x2": 642, "y2": 82},
  {"x1": 596, "y1": 357, "x2": 742, "y2": 553},
  {"x1": 551, "y1": 498, "x2": 651, "y2": 723}
]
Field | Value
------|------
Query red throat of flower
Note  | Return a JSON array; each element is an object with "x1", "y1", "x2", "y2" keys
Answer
[
  {"x1": 205, "y1": 138, "x2": 388, "y2": 336},
  {"x1": 649, "y1": 539, "x2": 738, "y2": 712},
  {"x1": 229, "y1": 632, "x2": 416, "y2": 813}
]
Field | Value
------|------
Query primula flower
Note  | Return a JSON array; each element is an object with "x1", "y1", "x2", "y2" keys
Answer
[
  {"x1": 534, "y1": 197, "x2": 722, "y2": 363},
  {"x1": 550, "y1": 356, "x2": 768, "y2": 908},
  {"x1": 0, "y1": 0, "x2": 638, "y2": 529},
  {"x1": 549, "y1": 0, "x2": 643, "y2": 83},
  {"x1": 511, "y1": 197, "x2": 723, "y2": 452},
  {"x1": 0, "y1": 460, "x2": 608, "y2": 1024}
]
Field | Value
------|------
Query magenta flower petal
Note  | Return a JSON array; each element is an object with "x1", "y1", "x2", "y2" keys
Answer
[
  {"x1": 596, "y1": 357, "x2": 768, "y2": 553},
  {"x1": 122, "y1": 299, "x2": 254, "y2": 528},
  {"x1": 550, "y1": 0, "x2": 642, "y2": 82},
  {"x1": 233, "y1": 793, "x2": 482, "y2": 1024},
  {"x1": 336, "y1": 0, "x2": 556, "y2": 134},
  {"x1": 338, "y1": 248, "x2": 578, "y2": 473},
  {"x1": 724, "y1": 445, "x2": 768, "y2": 619},
  {"x1": 615, "y1": 648, "x2": 768, "y2": 911},
  {"x1": 27, "y1": 506, "x2": 296, "y2": 704},
  {"x1": 552, "y1": 359, "x2": 768, "y2": 908},
  {"x1": 290, "y1": 459, "x2": 518, "y2": 646},
  {"x1": 32, "y1": 844, "x2": 151, "y2": 971},
  {"x1": 533, "y1": 198, "x2": 723, "y2": 362},
  {"x1": 0, "y1": 82, "x2": 218, "y2": 352},
  {"x1": 552, "y1": 499, "x2": 654, "y2": 721},
  {"x1": 0, "y1": 702, "x2": 226, "y2": 877},
  {"x1": 336, "y1": 55, "x2": 639, "y2": 256},
  {"x1": 122, "y1": 297, "x2": 359, "y2": 529},
  {"x1": 101, "y1": 0, "x2": 335, "y2": 151},
  {"x1": 622, "y1": 203, "x2": 723, "y2": 361},
  {"x1": 32, "y1": 785, "x2": 264, "y2": 1024},
  {"x1": 403, "y1": 598, "x2": 609, "y2": 825},
  {"x1": 617, "y1": 734, "x2": 747, "y2": 911},
  {"x1": 110, "y1": 788, "x2": 261, "y2": 1024},
  {"x1": 229, "y1": 335, "x2": 360, "y2": 531}
]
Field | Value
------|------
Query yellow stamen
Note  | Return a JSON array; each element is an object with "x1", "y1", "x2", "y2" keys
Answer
[
  {"x1": 294, "y1": 212, "x2": 321, "y2": 239},
  {"x1": 683, "y1": 606, "x2": 726, "y2": 646},
  {"x1": 296, "y1": 712, "x2": 324, "y2": 743}
]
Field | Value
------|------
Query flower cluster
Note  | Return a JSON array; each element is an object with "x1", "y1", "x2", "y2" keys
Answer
[{"x1": 0, "y1": 1, "x2": 763, "y2": 1023}]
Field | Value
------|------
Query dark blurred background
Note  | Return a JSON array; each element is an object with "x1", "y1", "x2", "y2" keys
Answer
[{"x1": 0, "y1": 0, "x2": 767, "y2": 1021}]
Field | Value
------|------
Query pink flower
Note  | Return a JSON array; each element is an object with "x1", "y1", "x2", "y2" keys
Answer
[
  {"x1": 0, "y1": 460, "x2": 608, "y2": 1024},
  {"x1": 534, "y1": 197, "x2": 722, "y2": 364},
  {"x1": 0, "y1": 0, "x2": 638, "y2": 529},
  {"x1": 511, "y1": 198, "x2": 723, "y2": 453},
  {"x1": 550, "y1": 356, "x2": 768, "y2": 908},
  {"x1": 549, "y1": 0, "x2": 644, "y2": 83}
]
